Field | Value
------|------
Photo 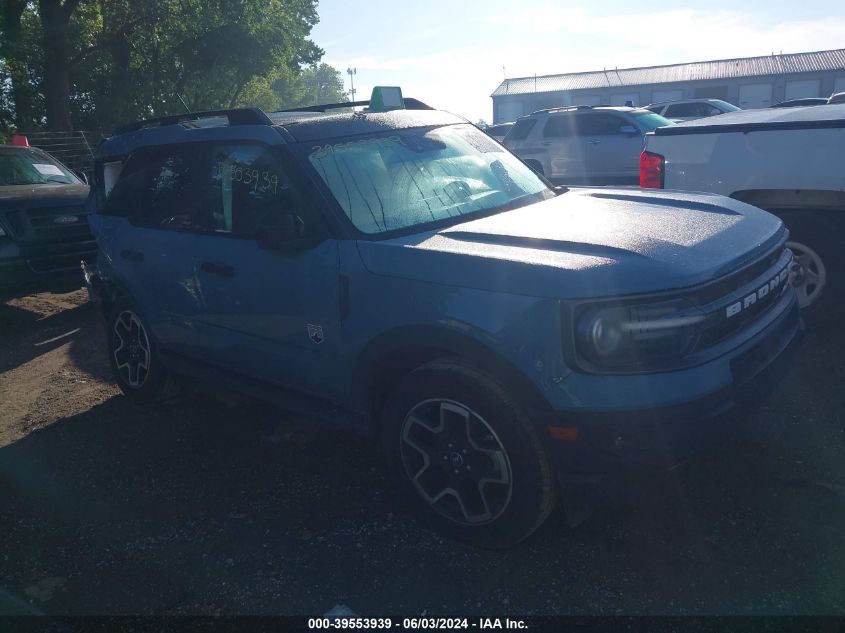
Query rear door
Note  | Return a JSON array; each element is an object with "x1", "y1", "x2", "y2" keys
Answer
[
  {"x1": 573, "y1": 112, "x2": 642, "y2": 184},
  {"x1": 541, "y1": 114, "x2": 583, "y2": 180},
  {"x1": 97, "y1": 143, "x2": 210, "y2": 356}
]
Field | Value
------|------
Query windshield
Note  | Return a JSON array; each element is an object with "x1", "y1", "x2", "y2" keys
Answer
[
  {"x1": 631, "y1": 111, "x2": 675, "y2": 130},
  {"x1": 0, "y1": 147, "x2": 79, "y2": 186},
  {"x1": 306, "y1": 124, "x2": 553, "y2": 234}
]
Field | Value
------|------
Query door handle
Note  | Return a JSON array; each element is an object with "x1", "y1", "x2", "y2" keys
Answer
[
  {"x1": 541, "y1": 141, "x2": 552, "y2": 146},
  {"x1": 200, "y1": 262, "x2": 235, "y2": 277},
  {"x1": 120, "y1": 249, "x2": 144, "y2": 263},
  {"x1": 589, "y1": 139, "x2": 601, "y2": 145}
]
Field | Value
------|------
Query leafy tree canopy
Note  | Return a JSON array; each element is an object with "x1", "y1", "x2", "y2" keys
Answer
[{"x1": 0, "y1": 0, "x2": 347, "y2": 132}]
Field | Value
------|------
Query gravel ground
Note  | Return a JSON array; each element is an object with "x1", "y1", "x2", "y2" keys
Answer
[{"x1": 1, "y1": 288, "x2": 844, "y2": 616}]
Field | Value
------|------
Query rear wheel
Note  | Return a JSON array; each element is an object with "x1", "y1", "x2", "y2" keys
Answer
[
  {"x1": 382, "y1": 360, "x2": 555, "y2": 548},
  {"x1": 107, "y1": 297, "x2": 171, "y2": 402}
]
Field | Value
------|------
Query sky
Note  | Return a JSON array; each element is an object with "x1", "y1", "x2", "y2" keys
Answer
[{"x1": 310, "y1": 0, "x2": 845, "y2": 123}]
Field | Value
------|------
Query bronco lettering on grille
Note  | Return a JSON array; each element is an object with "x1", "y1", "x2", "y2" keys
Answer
[{"x1": 726, "y1": 266, "x2": 790, "y2": 319}]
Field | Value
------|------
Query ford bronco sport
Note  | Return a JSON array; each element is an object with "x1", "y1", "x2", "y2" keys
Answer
[{"x1": 85, "y1": 89, "x2": 802, "y2": 547}]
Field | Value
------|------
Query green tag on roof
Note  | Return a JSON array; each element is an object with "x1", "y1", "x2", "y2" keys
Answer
[{"x1": 369, "y1": 86, "x2": 404, "y2": 112}]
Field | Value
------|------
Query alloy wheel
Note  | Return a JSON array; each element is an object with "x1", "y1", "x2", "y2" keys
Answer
[
  {"x1": 113, "y1": 310, "x2": 151, "y2": 388},
  {"x1": 787, "y1": 241, "x2": 826, "y2": 308},
  {"x1": 399, "y1": 399, "x2": 513, "y2": 526}
]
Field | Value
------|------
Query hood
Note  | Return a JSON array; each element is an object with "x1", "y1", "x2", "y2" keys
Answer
[
  {"x1": 0, "y1": 183, "x2": 89, "y2": 203},
  {"x1": 355, "y1": 188, "x2": 785, "y2": 299}
]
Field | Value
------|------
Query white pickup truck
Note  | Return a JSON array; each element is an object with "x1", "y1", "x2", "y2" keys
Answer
[{"x1": 641, "y1": 104, "x2": 845, "y2": 315}]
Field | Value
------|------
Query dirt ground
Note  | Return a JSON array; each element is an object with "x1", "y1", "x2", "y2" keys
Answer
[{"x1": 1, "y1": 288, "x2": 844, "y2": 616}]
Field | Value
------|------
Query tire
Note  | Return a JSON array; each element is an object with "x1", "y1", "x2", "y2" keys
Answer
[
  {"x1": 774, "y1": 209, "x2": 843, "y2": 323},
  {"x1": 381, "y1": 359, "x2": 555, "y2": 548},
  {"x1": 107, "y1": 296, "x2": 171, "y2": 402}
]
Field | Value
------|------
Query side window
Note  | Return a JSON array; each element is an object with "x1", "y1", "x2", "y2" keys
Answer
[
  {"x1": 209, "y1": 144, "x2": 314, "y2": 239},
  {"x1": 101, "y1": 155, "x2": 147, "y2": 218},
  {"x1": 701, "y1": 104, "x2": 721, "y2": 116},
  {"x1": 573, "y1": 114, "x2": 627, "y2": 136},
  {"x1": 505, "y1": 118, "x2": 537, "y2": 141},
  {"x1": 542, "y1": 115, "x2": 572, "y2": 138},
  {"x1": 137, "y1": 146, "x2": 208, "y2": 231},
  {"x1": 664, "y1": 103, "x2": 700, "y2": 118}
]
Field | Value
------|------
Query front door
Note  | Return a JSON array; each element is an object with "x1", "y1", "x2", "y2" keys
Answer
[{"x1": 184, "y1": 143, "x2": 342, "y2": 400}]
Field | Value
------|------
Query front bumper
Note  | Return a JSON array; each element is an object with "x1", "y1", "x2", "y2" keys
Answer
[
  {"x1": 0, "y1": 239, "x2": 97, "y2": 292},
  {"x1": 537, "y1": 295, "x2": 803, "y2": 476}
]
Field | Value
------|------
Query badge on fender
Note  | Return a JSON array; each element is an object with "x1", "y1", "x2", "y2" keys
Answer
[{"x1": 306, "y1": 323, "x2": 324, "y2": 344}]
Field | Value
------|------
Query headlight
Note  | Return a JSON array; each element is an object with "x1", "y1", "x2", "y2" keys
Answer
[{"x1": 575, "y1": 299, "x2": 705, "y2": 372}]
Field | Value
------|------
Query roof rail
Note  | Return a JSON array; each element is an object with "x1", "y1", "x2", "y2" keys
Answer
[
  {"x1": 113, "y1": 107, "x2": 274, "y2": 136},
  {"x1": 528, "y1": 104, "x2": 619, "y2": 115},
  {"x1": 279, "y1": 97, "x2": 433, "y2": 113}
]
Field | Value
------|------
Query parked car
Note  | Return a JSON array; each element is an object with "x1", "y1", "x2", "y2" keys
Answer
[
  {"x1": 503, "y1": 106, "x2": 674, "y2": 185},
  {"x1": 771, "y1": 97, "x2": 829, "y2": 108},
  {"x1": 0, "y1": 136, "x2": 95, "y2": 293},
  {"x1": 482, "y1": 122, "x2": 514, "y2": 142},
  {"x1": 645, "y1": 99, "x2": 740, "y2": 122},
  {"x1": 641, "y1": 103, "x2": 845, "y2": 315},
  {"x1": 85, "y1": 90, "x2": 801, "y2": 547}
]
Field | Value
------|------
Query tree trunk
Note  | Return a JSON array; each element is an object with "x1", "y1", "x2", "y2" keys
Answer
[
  {"x1": 39, "y1": 0, "x2": 77, "y2": 131},
  {"x1": 1, "y1": 0, "x2": 35, "y2": 129}
]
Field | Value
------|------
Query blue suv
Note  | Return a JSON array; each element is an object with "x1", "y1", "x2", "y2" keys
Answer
[{"x1": 86, "y1": 92, "x2": 802, "y2": 547}]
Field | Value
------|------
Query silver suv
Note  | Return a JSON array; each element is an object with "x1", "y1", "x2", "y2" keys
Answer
[
  {"x1": 503, "y1": 106, "x2": 673, "y2": 186},
  {"x1": 645, "y1": 98, "x2": 740, "y2": 122}
]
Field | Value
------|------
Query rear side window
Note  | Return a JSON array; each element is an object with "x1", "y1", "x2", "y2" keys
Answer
[
  {"x1": 137, "y1": 146, "x2": 208, "y2": 231},
  {"x1": 102, "y1": 145, "x2": 207, "y2": 231},
  {"x1": 542, "y1": 115, "x2": 572, "y2": 138},
  {"x1": 664, "y1": 102, "x2": 719, "y2": 118},
  {"x1": 573, "y1": 113, "x2": 627, "y2": 136},
  {"x1": 504, "y1": 118, "x2": 537, "y2": 141}
]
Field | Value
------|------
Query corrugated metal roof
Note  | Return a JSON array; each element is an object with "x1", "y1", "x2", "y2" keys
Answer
[{"x1": 491, "y1": 48, "x2": 845, "y2": 96}]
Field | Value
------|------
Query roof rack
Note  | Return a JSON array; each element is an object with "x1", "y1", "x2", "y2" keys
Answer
[
  {"x1": 279, "y1": 97, "x2": 433, "y2": 113},
  {"x1": 113, "y1": 107, "x2": 274, "y2": 136},
  {"x1": 528, "y1": 104, "x2": 616, "y2": 116}
]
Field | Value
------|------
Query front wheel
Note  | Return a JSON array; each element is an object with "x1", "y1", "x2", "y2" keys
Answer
[{"x1": 382, "y1": 360, "x2": 555, "y2": 548}]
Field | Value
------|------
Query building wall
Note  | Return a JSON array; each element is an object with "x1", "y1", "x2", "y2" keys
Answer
[{"x1": 492, "y1": 70, "x2": 845, "y2": 123}]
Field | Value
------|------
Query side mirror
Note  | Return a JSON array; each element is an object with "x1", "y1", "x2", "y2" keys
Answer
[
  {"x1": 256, "y1": 213, "x2": 307, "y2": 251},
  {"x1": 619, "y1": 125, "x2": 638, "y2": 135},
  {"x1": 74, "y1": 170, "x2": 89, "y2": 185}
]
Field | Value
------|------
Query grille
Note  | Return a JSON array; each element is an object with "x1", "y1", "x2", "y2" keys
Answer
[
  {"x1": 692, "y1": 248, "x2": 793, "y2": 352},
  {"x1": 25, "y1": 205, "x2": 93, "y2": 243}
]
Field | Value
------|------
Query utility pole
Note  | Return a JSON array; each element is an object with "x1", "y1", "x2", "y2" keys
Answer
[{"x1": 347, "y1": 67, "x2": 357, "y2": 101}]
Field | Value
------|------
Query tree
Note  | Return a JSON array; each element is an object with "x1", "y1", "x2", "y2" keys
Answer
[
  {"x1": 0, "y1": 0, "x2": 330, "y2": 132},
  {"x1": 274, "y1": 63, "x2": 348, "y2": 109},
  {"x1": 1, "y1": 0, "x2": 38, "y2": 128},
  {"x1": 40, "y1": 0, "x2": 82, "y2": 130}
]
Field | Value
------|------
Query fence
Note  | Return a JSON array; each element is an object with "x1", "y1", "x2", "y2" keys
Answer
[{"x1": 17, "y1": 130, "x2": 102, "y2": 176}]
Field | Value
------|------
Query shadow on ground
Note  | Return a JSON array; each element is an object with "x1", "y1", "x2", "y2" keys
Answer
[{"x1": 2, "y1": 381, "x2": 844, "y2": 616}]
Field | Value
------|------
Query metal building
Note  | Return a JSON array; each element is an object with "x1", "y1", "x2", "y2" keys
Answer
[{"x1": 491, "y1": 48, "x2": 845, "y2": 123}]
